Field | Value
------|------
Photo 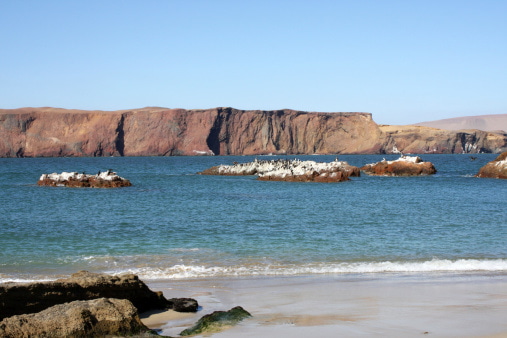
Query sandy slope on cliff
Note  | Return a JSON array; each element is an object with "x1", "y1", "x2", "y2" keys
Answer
[{"x1": 415, "y1": 114, "x2": 507, "y2": 133}]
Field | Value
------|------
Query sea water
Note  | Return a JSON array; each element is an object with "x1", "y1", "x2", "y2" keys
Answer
[{"x1": 0, "y1": 154, "x2": 506, "y2": 282}]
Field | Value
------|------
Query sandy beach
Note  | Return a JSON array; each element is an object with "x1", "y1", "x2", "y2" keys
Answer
[{"x1": 141, "y1": 273, "x2": 507, "y2": 338}]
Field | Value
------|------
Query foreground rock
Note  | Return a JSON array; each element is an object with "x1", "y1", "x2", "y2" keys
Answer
[
  {"x1": 0, "y1": 298, "x2": 157, "y2": 338},
  {"x1": 180, "y1": 306, "x2": 252, "y2": 336},
  {"x1": 476, "y1": 152, "x2": 507, "y2": 179},
  {"x1": 37, "y1": 170, "x2": 132, "y2": 188},
  {"x1": 361, "y1": 155, "x2": 437, "y2": 176},
  {"x1": 0, "y1": 271, "x2": 197, "y2": 321},
  {"x1": 199, "y1": 158, "x2": 360, "y2": 182}
]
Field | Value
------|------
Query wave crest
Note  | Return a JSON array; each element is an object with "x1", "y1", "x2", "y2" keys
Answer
[{"x1": 105, "y1": 258, "x2": 507, "y2": 280}]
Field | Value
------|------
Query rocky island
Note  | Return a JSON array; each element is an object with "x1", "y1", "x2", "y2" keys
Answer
[
  {"x1": 476, "y1": 151, "x2": 507, "y2": 179},
  {"x1": 199, "y1": 158, "x2": 360, "y2": 182},
  {"x1": 37, "y1": 170, "x2": 132, "y2": 188},
  {"x1": 360, "y1": 155, "x2": 437, "y2": 176}
]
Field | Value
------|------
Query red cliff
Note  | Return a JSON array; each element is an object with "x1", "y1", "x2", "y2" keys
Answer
[{"x1": 1, "y1": 107, "x2": 506, "y2": 157}]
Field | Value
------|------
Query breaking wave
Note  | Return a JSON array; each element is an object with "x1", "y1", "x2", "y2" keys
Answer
[
  {"x1": 104, "y1": 258, "x2": 507, "y2": 280},
  {"x1": 3, "y1": 258, "x2": 506, "y2": 283}
]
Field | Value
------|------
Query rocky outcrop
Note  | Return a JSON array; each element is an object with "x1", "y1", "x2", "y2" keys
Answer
[
  {"x1": 0, "y1": 271, "x2": 197, "y2": 321},
  {"x1": 361, "y1": 155, "x2": 437, "y2": 176},
  {"x1": 378, "y1": 125, "x2": 506, "y2": 154},
  {"x1": 0, "y1": 298, "x2": 156, "y2": 338},
  {"x1": 1, "y1": 107, "x2": 506, "y2": 157},
  {"x1": 37, "y1": 170, "x2": 132, "y2": 188},
  {"x1": 476, "y1": 152, "x2": 507, "y2": 179},
  {"x1": 180, "y1": 306, "x2": 251, "y2": 336},
  {"x1": 167, "y1": 298, "x2": 199, "y2": 313},
  {"x1": 199, "y1": 158, "x2": 360, "y2": 182}
]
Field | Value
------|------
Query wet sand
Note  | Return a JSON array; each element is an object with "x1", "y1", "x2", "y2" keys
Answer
[{"x1": 143, "y1": 273, "x2": 507, "y2": 337}]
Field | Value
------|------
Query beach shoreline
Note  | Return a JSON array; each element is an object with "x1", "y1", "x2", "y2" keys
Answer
[{"x1": 143, "y1": 272, "x2": 507, "y2": 337}]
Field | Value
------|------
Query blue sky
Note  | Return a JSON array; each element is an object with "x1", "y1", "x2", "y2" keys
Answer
[{"x1": 1, "y1": 1, "x2": 505, "y2": 125}]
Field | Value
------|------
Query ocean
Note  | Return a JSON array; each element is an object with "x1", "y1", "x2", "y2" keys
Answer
[{"x1": 1, "y1": 154, "x2": 506, "y2": 283}]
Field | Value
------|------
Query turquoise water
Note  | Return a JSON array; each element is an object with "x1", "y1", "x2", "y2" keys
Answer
[{"x1": 1, "y1": 154, "x2": 506, "y2": 282}]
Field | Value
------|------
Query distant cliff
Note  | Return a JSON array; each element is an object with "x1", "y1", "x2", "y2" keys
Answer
[
  {"x1": 416, "y1": 114, "x2": 507, "y2": 133},
  {"x1": 378, "y1": 124, "x2": 506, "y2": 154},
  {"x1": 1, "y1": 107, "x2": 506, "y2": 157}
]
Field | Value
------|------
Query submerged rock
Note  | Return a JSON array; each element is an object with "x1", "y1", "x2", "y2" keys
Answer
[
  {"x1": 476, "y1": 152, "x2": 507, "y2": 179},
  {"x1": 0, "y1": 298, "x2": 157, "y2": 338},
  {"x1": 167, "y1": 298, "x2": 199, "y2": 313},
  {"x1": 0, "y1": 271, "x2": 197, "y2": 321},
  {"x1": 361, "y1": 155, "x2": 437, "y2": 176},
  {"x1": 199, "y1": 158, "x2": 360, "y2": 182},
  {"x1": 37, "y1": 170, "x2": 132, "y2": 188},
  {"x1": 180, "y1": 306, "x2": 252, "y2": 336}
]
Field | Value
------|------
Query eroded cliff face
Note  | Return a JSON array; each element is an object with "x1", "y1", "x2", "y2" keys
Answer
[
  {"x1": 121, "y1": 108, "x2": 218, "y2": 156},
  {"x1": 378, "y1": 125, "x2": 507, "y2": 154},
  {"x1": 1, "y1": 107, "x2": 506, "y2": 157},
  {"x1": 206, "y1": 108, "x2": 383, "y2": 155},
  {"x1": 0, "y1": 108, "x2": 123, "y2": 157}
]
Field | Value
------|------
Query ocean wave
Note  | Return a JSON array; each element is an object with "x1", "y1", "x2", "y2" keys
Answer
[
  {"x1": 3, "y1": 258, "x2": 506, "y2": 283},
  {"x1": 168, "y1": 248, "x2": 201, "y2": 252},
  {"x1": 104, "y1": 258, "x2": 507, "y2": 280},
  {"x1": 0, "y1": 274, "x2": 60, "y2": 283}
]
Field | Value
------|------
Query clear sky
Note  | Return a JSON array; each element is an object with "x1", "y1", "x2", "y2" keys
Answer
[{"x1": 1, "y1": 1, "x2": 505, "y2": 125}]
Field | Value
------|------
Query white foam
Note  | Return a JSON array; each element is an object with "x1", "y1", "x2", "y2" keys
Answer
[
  {"x1": 5, "y1": 258, "x2": 504, "y2": 284},
  {"x1": 168, "y1": 248, "x2": 200, "y2": 252},
  {"x1": 0, "y1": 277, "x2": 57, "y2": 283},
  {"x1": 103, "y1": 258, "x2": 507, "y2": 280},
  {"x1": 193, "y1": 150, "x2": 215, "y2": 156}
]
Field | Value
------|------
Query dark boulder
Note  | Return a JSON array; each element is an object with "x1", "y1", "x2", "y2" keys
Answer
[
  {"x1": 180, "y1": 306, "x2": 251, "y2": 336},
  {"x1": 0, "y1": 298, "x2": 158, "y2": 338},
  {"x1": 167, "y1": 298, "x2": 199, "y2": 313},
  {"x1": 0, "y1": 271, "x2": 197, "y2": 321}
]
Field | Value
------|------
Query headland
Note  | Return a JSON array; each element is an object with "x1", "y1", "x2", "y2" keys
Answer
[{"x1": 1, "y1": 107, "x2": 506, "y2": 157}]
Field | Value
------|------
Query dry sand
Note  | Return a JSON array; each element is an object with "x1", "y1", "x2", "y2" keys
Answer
[{"x1": 142, "y1": 273, "x2": 507, "y2": 337}]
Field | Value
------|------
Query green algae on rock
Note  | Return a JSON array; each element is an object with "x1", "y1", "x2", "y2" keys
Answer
[{"x1": 180, "y1": 306, "x2": 252, "y2": 336}]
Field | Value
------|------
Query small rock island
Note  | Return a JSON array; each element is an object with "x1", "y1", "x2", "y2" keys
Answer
[
  {"x1": 476, "y1": 151, "x2": 507, "y2": 179},
  {"x1": 360, "y1": 155, "x2": 437, "y2": 176},
  {"x1": 38, "y1": 170, "x2": 132, "y2": 188},
  {"x1": 199, "y1": 158, "x2": 360, "y2": 182}
]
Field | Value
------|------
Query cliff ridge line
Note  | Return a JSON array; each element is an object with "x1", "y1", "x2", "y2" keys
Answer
[{"x1": 1, "y1": 107, "x2": 506, "y2": 157}]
